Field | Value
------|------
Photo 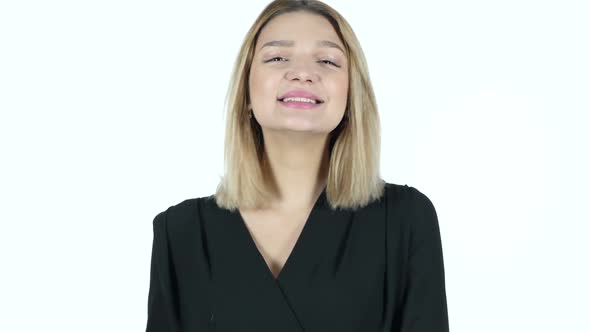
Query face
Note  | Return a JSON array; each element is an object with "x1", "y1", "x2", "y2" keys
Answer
[{"x1": 248, "y1": 11, "x2": 349, "y2": 136}]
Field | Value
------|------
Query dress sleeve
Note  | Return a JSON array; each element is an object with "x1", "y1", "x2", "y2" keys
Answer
[
  {"x1": 399, "y1": 187, "x2": 449, "y2": 332},
  {"x1": 146, "y1": 210, "x2": 180, "y2": 332}
]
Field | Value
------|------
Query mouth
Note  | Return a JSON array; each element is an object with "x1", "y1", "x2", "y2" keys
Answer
[
  {"x1": 276, "y1": 97, "x2": 324, "y2": 110},
  {"x1": 276, "y1": 97, "x2": 324, "y2": 104}
]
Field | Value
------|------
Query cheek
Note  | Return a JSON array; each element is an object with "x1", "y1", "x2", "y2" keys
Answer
[
  {"x1": 330, "y1": 75, "x2": 349, "y2": 106},
  {"x1": 248, "y1": 68, "x2": 260, "y2": 96},
  {"x1": 341, "y1": 78, "x2": 349, "y2": 100},
  {"x1": 250, "y1": 69, "x2": 279, "y2": 102}
]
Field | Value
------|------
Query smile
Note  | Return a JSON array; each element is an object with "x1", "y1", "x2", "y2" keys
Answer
[{"x1": 277, "y1": 98, "x2": 323, "y2": 109}]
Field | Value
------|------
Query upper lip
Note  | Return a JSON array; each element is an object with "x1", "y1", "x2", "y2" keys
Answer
[{"x1": 278, "y1": 90, "x2": 324, "y2": 103}]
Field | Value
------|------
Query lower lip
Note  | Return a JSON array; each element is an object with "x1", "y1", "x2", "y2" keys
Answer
[{"x1": 278, "y1": 100, "x2": 322, "y2": 109}]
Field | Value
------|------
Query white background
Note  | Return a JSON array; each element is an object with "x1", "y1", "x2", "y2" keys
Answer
[{"x1": 1, "y1": 0, "x2": 588, "y2": 331}]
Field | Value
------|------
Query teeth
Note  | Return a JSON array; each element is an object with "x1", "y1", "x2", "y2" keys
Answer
[{"x1": 282, "y1": 97, "x2": 318, "y2": 104}]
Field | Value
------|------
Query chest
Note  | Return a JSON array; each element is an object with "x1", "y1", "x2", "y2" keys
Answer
[
  {"x1": 238, "y1": 208, "x2": 310, "y2": 279},
  {"x1": 207, "y1": 205, "x2": 389, "y2": 332},
  {"x1": 181, "y1": 198, "x2": 394, "y2": 332}
]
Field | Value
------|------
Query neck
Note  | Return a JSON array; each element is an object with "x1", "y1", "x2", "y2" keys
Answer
[{"x1": 262, "y1": 129, "x2": 330, "y2": 211}]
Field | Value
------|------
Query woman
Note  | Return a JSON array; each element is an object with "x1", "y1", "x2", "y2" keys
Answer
[{"x1": 145, "y1": 1, "x2": 449, "y2": 331}]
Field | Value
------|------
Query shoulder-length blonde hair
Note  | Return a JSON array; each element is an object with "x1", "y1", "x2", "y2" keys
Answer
[{"x1": 214, "y1": 0, "x2": 385, "y2": 211}]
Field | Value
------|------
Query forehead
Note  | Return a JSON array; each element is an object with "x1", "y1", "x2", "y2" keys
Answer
[{"x1": 256, "y1": 11, "x2": 342, "y2": 50}]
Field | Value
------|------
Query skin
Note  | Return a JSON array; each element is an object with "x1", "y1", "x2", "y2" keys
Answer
[{"x1": 247, "y1": 11, "x2": 349, "y2": 212}]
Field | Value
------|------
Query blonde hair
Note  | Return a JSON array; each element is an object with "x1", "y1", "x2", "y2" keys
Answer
[{"x1": 214, "y1": 0, "x2": 385, "y2": 211}]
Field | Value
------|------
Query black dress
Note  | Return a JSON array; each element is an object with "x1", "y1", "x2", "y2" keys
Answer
[{"x1": 145, "y1": 182, "x2": 449, "y2": 332}]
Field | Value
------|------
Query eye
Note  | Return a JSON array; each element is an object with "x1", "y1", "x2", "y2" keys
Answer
[
  {"x1": 264, "y1": 56, "x2": 287, "y2": 63},
  {"x1": 319, "y1": 59, "x2": 341, "y2": 68}
]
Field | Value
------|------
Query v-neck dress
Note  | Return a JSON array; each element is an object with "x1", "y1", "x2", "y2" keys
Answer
[{"x1": 145, "y1": 182, "x2": 449, "y2": 332}]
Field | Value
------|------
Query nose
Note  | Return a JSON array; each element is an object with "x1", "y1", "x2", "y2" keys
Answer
[{"x1": 284, "y1": 62, "x2": 319, "y2": 83}]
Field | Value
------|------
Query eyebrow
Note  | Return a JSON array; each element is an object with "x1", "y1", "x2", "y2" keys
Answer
[{"x1": 260, "y1": 39, "x2": 345, "y2": 53}]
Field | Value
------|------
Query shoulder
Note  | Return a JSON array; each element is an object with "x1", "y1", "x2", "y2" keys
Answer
[
  {"x1": 384, "y1": 182, "x2": 436, "y2": 213},
  {"x1": 383, "y1": 182, "x2": 439, "y2": 233},
  {"x1": 383, "y1": 182, "x2": 442, "y2": 255},
  {"x1": 152, "y1": 194, "x2": 216, "y2": 235}
]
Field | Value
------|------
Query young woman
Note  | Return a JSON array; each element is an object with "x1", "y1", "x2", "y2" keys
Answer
[{"x1": 145, "y1": 1, "x2": 449, "y2": 331}]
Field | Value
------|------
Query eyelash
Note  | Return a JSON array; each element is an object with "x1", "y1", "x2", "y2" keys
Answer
[{"x1": 264, "y1": 57, "x2": 341, "y2": 68}]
